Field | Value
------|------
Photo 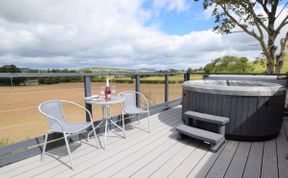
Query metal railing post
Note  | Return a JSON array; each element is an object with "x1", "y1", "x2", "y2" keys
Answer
[
  {"x1": 84, "y1": 76, "x2": 93, "y2": 122},
  {"x1": 186, "y1": 71, "x2": 190, "y2": 81},
  {"x1": 135, "y1": 75, "x2": 140, "y2": 107},
  {"x1": 183, "y1": 72, "x2": 190, "y2": 82},
  {"x1": 164, "y1": 74, "x2": 169, "y2": 103}
]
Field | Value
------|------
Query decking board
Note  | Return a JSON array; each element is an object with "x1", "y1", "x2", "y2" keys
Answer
[
  {"x1": 276, "y1": 127, "x2": 288, "y2": 178},
  {"x1": 88, "y1": 133, "x2": 180, "y2": 178},
  {"x1": 242, "y1": 142, "x2": 264, "y2": 178},
  {"x1": 187, "y1": 142, "x2": 226, "y2": 178},
  {"x1": 115, "y1": 138, "x2": 194, "y2": 178},
  {"x1": 41, "y1": 112, "x2": 182, "y2": 178},
  {"x1": 261, "y1": 139, "x2": 278, "y2": 178},
  {"x1": 205, "y1": 141, "x2": 239, "y2": 178},
  {"x1": 224, "y1": 142, "x2": 251, "y2": 178},
  {"x1": 149, "y1": 140, "x2": 202, "y2": 178},
  {"x1": 3, "y1": 108, "x2": 181, "y2": 178},
  {"x1": 168, "y1": 144, "x2": 207, "y2": 178},
  {"x1": 0, "y1": 106, "x2": 287, "y2": 178}
]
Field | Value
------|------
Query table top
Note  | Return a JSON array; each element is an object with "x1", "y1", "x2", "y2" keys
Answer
[{"x1": 85, "y1": 95, "x2": 125, "y2": 105}]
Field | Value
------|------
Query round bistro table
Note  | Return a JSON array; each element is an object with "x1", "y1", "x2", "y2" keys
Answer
[{"x1": 86, "y1": 96, "x2": 126, "y2": 149}]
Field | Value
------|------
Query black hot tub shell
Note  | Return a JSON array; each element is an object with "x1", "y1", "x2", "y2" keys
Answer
[{"x1": 182, "y1": 80, "x2": 286, "y2": 141}]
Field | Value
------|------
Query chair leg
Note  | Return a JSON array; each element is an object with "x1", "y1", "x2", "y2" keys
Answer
[
  {"x1": 41, "y1": 133, "x2": 48, "y2": 162},
  {"x1": 91, "y1": 123, "x2": 100, "y2": 148},
  {"x1": 147, "y1": 112, "x2": 150, "y2": 132},
  {"x1": 137, "y1": 114, "x2": 140, "y2": 124},
  {"x1": 63, "y1": 132, "x2": 74, "y2": 170},
  {"x1": 122, "y1": 112, "x2": 126, "y2": 138}
]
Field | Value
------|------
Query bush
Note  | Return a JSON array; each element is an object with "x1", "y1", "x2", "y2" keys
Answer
[
  {"x1": 0, "y1": 65, "x2": 25, "y2": 85},
  {"x1": 111, "y1": 79, "x2": 134, "y2": 83},
  {"x1": 204, "y1": 56, "x2": 254, "y2": 73}
]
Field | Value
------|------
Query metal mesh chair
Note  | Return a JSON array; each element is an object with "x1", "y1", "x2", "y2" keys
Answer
[
  {"x1": 118, "y1": 91, "x2": 150, "y2": 132},
  {"x1": 38, "y1": 100, "x2": 99, "y2": 169}
]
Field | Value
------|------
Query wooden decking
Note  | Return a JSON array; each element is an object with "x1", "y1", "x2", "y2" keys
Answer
[{"x1": 0, "y1": 107, "x2": 288, "y2": 178}]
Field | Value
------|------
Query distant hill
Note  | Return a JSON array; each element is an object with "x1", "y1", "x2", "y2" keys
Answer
[
  {"x1": 16, "y1": 56, "x2": 288, "y2": 74},
  {"x1": 82, "y1": 67, "x2": 156, "y2": 73},
  {"x1": 250, "y1": 56, "x2": 288, "y2": 73},
  {"x1": 20, "y1": 68, "x2": 33, "y2": 72}
]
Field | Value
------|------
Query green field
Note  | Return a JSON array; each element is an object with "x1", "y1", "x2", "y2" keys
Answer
[
  {"x1": 103, "y1": 74, "x2": 203, "y2": 84},
  {"x1": 250, "y1": 56, "x2": 288, "y2": 73},
  {"x1": 85, "y1": 67, "x2": 155, "y2": 73}
]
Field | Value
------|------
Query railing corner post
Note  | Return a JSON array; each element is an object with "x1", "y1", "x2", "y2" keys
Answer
[
  {"x1": 164, "y1": 74, "x2": 169, "y2": 103},
  {"x1": 84, "y1": 76, "x2": 92, "y2": 122},
  {"x1": 186, "y1": 71, "x2": 190, "y2": 81},
  {"x1": 135, "y1": 75, "x2": 140, "y2": 107},
  {"x1": 184, "y1": 72, "x2": 190, "y2": 81}
]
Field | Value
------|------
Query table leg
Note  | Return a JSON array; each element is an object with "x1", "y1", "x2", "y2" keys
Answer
[
  {"x1": 103, "y1": 105, "x2": 109, "y2": 149},
  {"x1": 104, "y1": 119, "x2": 108, "y2": 149},
  {"x1": 102, "y1": 104, "x2": 127, "y2": 149},
  {"x1": 121, "y1": 103, "x2": 126, "y2": 138},
  {"x1": 122, "y1": 112, "x2": 126, "y2": 138},
  {"x1": 103, "y1": 106, "x2": 110, "y2": 135}
]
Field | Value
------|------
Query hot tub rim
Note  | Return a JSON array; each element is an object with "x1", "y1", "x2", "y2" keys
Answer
[{"x1": 183, "y1": 80, "x2": 286, "y2": 96}]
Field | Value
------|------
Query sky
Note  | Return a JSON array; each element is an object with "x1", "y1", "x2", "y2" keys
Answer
[{"x1": 0, "y1": 0, "x2": 287, "y2": 70}]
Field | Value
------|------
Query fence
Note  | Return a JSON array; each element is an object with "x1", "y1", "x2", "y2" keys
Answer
[
  {"x1": 0, "y1": 71, "x2": 287, "y2": 167},
  {"x1": 0, "y1": 72, "x2": 187, "y2": 167}
]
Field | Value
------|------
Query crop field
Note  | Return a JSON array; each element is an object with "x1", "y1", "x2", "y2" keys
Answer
[
  {"x1": 104, "y1": 74, "x2": 203, "y2": 84},
  {"x1": 0, "y1": 82, "x2": 183, "y2": 144}
]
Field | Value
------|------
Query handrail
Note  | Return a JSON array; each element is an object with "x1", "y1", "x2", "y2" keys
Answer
[
  {"x1": 0, "y1": 72, "x2": 185, "y2": 78},
  {"x1": 0, "y1": 72, "x2": 287, "y2": 78}
]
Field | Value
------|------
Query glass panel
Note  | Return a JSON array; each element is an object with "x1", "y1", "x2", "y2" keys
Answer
[
  {"x1": 0, "y1": 79, "x2": 135, "y2": 145},
  {"x1": 140, "y1": 76, "x2": 164, "y2": 105},
  {"x1": 0, "y1": 74, "x2": 189, "y2": 146},
  {"x1": 190, "y1": 73, "x2": 203, "y2": 80},
  {"x1": 0, "y1": 82, "x2": 84, "y2": 144},
  {"x1": 169, "y1": 74, "x2": 184, "y2": 101}
]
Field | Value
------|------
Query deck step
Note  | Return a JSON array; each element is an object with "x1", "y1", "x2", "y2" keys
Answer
[
  {"x1": 176, "y1": 124, "x2": 225, "y2": 152},
  {"x1": 184, "y1": 111, "x2": 229, "y2": 125},
  {"x1": 176, "y1": 124, "x2": 223, "y2": 144}
]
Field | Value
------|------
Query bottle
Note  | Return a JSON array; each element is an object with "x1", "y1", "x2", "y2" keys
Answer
[{"x1": 105, "y1": 78, "x2": 111, "y2": 100}]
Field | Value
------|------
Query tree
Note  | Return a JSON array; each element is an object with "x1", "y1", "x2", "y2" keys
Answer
[
  {"x1": 0, "y1": 65, "x2": 24, "y2": 85},
  {"x1": 276, "y1": 32, "x2": 288, "y2": 72},
  {"x1": 187, "y1": 67, "x2": 193, "y2": 73},
  {"x1": 204, "y1": 56, "x2": 254, "y2": 73},
  {"x1": 0, "y1": 64, "x2": 22, "y2": 73},
  {"x1": 168, "y1": 69, "x2": 178, "y2": 73},
  {"x1": 196, "y1": 0, "x2": 288, "y2": 73}
]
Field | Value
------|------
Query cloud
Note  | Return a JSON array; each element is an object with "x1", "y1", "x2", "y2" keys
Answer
[
  {"x1": 0, "y1": 0, "x2": 286, "y2": 70},
  {"x1": 152, "y1": 0, "x2": 189, "y2": 12}
]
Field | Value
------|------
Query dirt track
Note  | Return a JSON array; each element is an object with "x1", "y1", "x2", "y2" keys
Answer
[{"x1": 0, "y1": 82, "x2": 182, "y2": 143}]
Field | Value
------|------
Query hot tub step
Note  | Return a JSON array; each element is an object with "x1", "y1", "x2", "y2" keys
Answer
[
  {"x1": 184, "y1": 111, "x2": 230, "y2": 125},
  {"x1": 176, "y1": 124, "x2": 225, "y2": 152}
]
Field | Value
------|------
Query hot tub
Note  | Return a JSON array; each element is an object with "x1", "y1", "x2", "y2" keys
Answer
[{"x1": 182, "y1": 80, "x2": 286, "y2": 141}]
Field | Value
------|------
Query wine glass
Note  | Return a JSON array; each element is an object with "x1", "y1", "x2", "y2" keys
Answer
[
  {"x1": 111, "y1": 86, "x2": 116, "y2": 95},
  {"x1": 100, "y1": 86, "x2": 105, "y2": 96}
]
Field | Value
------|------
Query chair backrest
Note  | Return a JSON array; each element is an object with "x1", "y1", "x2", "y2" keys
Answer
[
  {"x1": 39, "y1": 100, "x2": 66, "y2": 130},
  {"x1": 120, "y1": 92, "x2": 137, "y2": 108}
]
